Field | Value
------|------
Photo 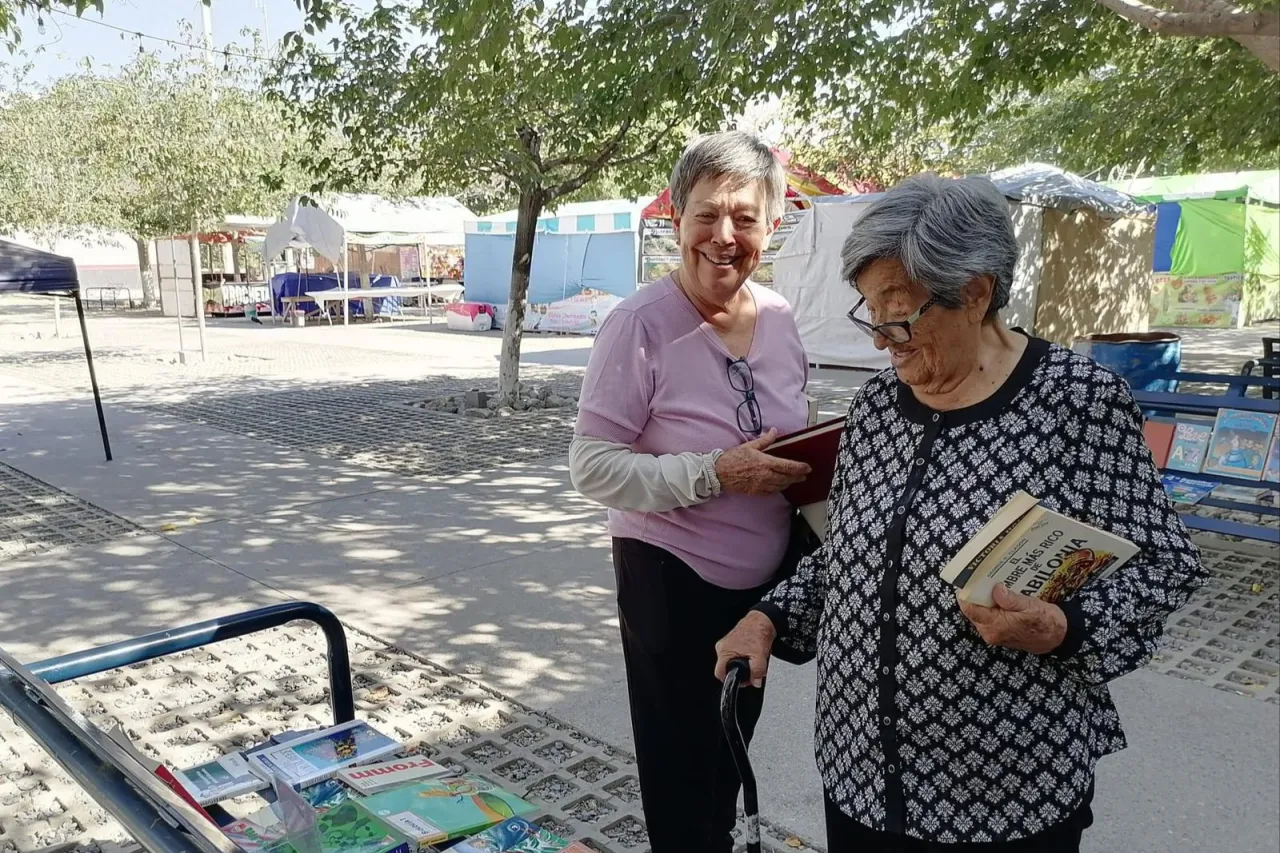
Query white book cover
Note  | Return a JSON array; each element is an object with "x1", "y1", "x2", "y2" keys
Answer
[
  {"x1": 942, "y1": 491, "x2": 1139, "y2": 607},
  {"x1": 173, "y1": 753, "x2": 269, "y2": 805},
  {"x1": 338, "y1": 757, "x2": 450, "y2": 794},
  {"x1": 246, "y1": 720, "x2": 401, "y2": 790}
]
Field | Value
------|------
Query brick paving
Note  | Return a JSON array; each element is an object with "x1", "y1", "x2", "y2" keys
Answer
[{"x1": 0, "y1": 622, "x2": 819, "y2": 853}]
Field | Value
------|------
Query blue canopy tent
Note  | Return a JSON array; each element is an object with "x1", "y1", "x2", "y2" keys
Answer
[{"x1": 0, "y1": 240, "x2": 112, "y2": 461}]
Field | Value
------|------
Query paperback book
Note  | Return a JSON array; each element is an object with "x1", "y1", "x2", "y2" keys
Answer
[
  {"x1": 173, "y1": 752, "x2": 270, "y2": 806},
  {"x1": 1264, "y1": 431, "x2": 1280, "y2": 483},
  {"x1": 354, "y1": 775, "x2": 536, "y2": 849},
  {"x1": 939, "y1": 491, "x2": 1139, "y2": 607},
  {"x1": 1204, "y1": 409, "x2": 1278, "y2": 480},
  {"x1": 338, "y1": 757, "x2": 450, "y2": 795},
  {"x1": 1166, "y1": 421, "x2": 1213, "y2": 473},
  {"x1": 452, "y1": 817, "x2": 592, "y2": 852},
  {"x1": 266, "y1": 800, "x2": 409, "y2": 853},
  {"x1": 246, "y1": 720, "x2": 401, "y2": 790},
  {"x1": 1161, "y1": 475, "x2": 1216, "y2": 506},
  {"x1": 1143, "y1": 419, "x2": 1176, "y2": 468}
]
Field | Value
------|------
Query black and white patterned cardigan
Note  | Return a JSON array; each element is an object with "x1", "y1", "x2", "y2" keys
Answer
[{"x1": 755, "y1": 335, "x2": 1206, "y2": 843}]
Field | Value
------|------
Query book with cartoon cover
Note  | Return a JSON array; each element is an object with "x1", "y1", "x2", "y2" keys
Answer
[
  {"x1": 939, "y1": 491, "x2": 1140, "y2": 607},
  {"x1": 1204, "y1": 409, "x2": 1278, "y2": 480},
  {"x1": 452, "y1": 817, "x2": 594, "y2": 852},
  {"x1": 354, "y1": 776, "x2": 535, "y2": 849},
  {"x1": 1166, "y1": 420, "x2": 1213, "y2": 473}
]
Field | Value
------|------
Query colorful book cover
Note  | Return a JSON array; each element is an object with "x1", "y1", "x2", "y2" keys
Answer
[
  {"x1": 451, "y1": 817, "x2": 579, "y2": 853},
  {"x1": 264, "y1": 801, "x2": 409, "y2": 853},
  {"x1": 354, "y1": 776, "x2": 536, "y2": 849},
  {"x1": 1203, "y1": 409, "x2": 1279, "y2": 480},
  {"x1": 1161, "y1": 475, "x2": 1216, "y2": 505},
  {"x1": 1264, "y1": 432, "x2": 1280, "y2": 483},
  {"x1": 247, "y1": 720, "x2": 400, "y2": 789},
  {"x1": 1166, "y1": 421, "x2": 1213, "y2": 473}
]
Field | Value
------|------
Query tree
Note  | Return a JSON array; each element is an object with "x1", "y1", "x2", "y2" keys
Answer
[
  {"x1": 275, "y1": 0, "x2": 789, "y2": 406},
  {"x1": 778, "y1": 0, "x2": 1279, "y2": 183},
  {"x1": 0, "y1": 39, "x2": 311, "y2": 306}
]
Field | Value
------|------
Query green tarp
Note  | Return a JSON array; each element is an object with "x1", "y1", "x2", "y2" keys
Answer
[{"x1": 1170, "y1": 199, "x2": 1245, "y2": 278}]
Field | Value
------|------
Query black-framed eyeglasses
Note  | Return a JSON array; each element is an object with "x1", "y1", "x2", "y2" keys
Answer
[
  {"x1": 847, "y1": 295, "x2": 939, "y2": 344},
  {"x1": 726, "y1": 357, "x2": 763, "y2": 436}
]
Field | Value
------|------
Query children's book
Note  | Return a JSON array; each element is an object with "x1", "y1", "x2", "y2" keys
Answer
[
  {"x1": 451, "y1": 817, "x2": 590, "y2": 853},
  {"x1": 1204, "y1": 409, "x2": 1278, "y2": 480},
  {"x1": 354, "y1": 775, "x2": 536, "y2": 849},
  {"x1": 939, "y1": 491, "x2": 1139, "y2": 607},
  {"x1": 338, "y1": 757, "x2": 449, "y2": 795},
  {"x1": 246, "y1": 720, "x2": 401, "y2": 790},
  {"x1": 1166, "y1": 420, "x2": 1213, "y2": 473},
  {"x1": 1161, "y1": 475, "x2": 1216, "y2": 505}
]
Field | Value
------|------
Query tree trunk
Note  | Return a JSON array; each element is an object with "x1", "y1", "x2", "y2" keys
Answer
[
  {"x1": 135, "y1": 236, "x2": 158, "y2": 309},
  {"x1": 497, "y1": 187, "x2": 546, "y2": 407}
]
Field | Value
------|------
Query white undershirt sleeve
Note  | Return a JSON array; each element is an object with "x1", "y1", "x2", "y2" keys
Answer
[{"x1": 568, "y1": 436, "x2": 723, "y2": 513}]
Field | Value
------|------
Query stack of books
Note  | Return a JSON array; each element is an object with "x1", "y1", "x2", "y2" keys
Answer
[
  {"x1": 1145, "y1": 408, "x2": 1280, "y2": 505},
  {"x1": 120, "y1": 718, "x2": 591, "y2": 852}
]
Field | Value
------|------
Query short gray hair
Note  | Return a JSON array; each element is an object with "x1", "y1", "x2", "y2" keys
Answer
[
  {"x1": 840, "y1": 173, "x2": 1017, "y2": 315},
  {"x1": 669, "y1": 131, "x2": 787, "y2": 221}
]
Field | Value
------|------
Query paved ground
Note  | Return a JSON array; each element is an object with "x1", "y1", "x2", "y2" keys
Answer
[{"x1": 0, "y1": 298, "x2": 1277, "y2": 853}]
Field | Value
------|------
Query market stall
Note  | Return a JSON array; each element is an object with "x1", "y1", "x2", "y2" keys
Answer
[{"x1": 1109, "y1": 171, "x2": 1280, "y2": 328}]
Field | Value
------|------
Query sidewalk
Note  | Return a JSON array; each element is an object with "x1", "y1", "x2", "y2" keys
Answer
[{"x1": 1, "y1": 308, "x2": 1277, "y2": 852}]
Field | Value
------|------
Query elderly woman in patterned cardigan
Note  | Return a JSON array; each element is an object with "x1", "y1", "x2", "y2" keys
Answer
[{"x1": 715, "y1": 174, "x2": 1206, "y2": 853}]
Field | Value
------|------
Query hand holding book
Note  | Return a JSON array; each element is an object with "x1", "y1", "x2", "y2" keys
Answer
[
  {"x1": 956, "y1": 585, "x2": 1069, "y2": 655},
  {"x1": 716, "y1": 428, "x2": 811, "y2": 495}
]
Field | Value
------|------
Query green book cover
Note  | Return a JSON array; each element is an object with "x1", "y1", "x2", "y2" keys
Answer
[
  {"x1": 263, "y1": 801, "x2": 409, "y2": 853},
  {"x1": 353, "y1": 776, "x2": 536, "y2": 848}
]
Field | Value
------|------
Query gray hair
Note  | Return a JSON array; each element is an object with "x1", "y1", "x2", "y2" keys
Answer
[
  {"x1": 669, "y1": 131, "x2": 787, "y2": 221},
  {"x1": 840, "y1": 173, "x2": 1018, "y2": 315}
]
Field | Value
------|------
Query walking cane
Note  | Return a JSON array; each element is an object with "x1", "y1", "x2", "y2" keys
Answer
[{"x1": 721, "y1": 658, "x2": 762, "y2": 853}]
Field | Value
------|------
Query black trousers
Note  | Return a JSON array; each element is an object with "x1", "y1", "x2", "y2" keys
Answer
[
  {"x1": 825, "y1": 780, "x2": 1095, "y2": 852},
  {"x1": 612, "y1": 537, "x2": 779, "y2": 853}
]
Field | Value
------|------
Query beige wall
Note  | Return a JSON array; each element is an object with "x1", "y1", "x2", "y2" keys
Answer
[{"x1": 1033, "y1": 208, "x2": 1155, "y2": 345}]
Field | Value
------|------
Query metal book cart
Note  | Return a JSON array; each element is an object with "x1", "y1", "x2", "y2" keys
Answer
[{"x1": 0, "y1": 602, "x2": 355, "y2": 853}]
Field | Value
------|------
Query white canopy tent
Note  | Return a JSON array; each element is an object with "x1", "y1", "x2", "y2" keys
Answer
[{"x1": 261, "y1": 193, "x2": 476, "y2": 325}]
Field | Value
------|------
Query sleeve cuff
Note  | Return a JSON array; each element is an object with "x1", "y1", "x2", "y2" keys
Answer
[
  {"x1": 752, "y1": 602, "x2": 814, "y2": 666},
  {"x1": 1048, "y1": 597, "x2": 1086, "y2": 660}
]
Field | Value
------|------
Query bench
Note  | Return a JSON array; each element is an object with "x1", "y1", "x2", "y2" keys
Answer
[{"x1": 1134, "y1": 372, "x2": 1280, "y2": 543}]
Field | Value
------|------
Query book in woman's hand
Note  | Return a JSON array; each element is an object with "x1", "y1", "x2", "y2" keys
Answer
[
  {"x1": 767, "y1": 417, "x2": 845, "y2": 541},
  {"x1": 939, "y1": 491, "x2": 1139, "y2": 607}
]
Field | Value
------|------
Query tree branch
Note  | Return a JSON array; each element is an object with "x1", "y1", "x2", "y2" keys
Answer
[
  {"x1": 1095, "y1": 0, "x2": 1280, "y2": 38},
  {"x1": 543, "y1": 118, "x2": 634, "y2": 174},
  {"x1": 548, "y1": 116, "x2": 680, "y2": 202},
  {"x1": 1151, "y1": 0, "x2": 1280, "y2": 70}
]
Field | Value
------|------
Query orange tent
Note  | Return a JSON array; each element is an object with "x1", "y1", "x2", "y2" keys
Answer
[{"x1": 640, "y1": 148, "x2": 872, "y2": 219}]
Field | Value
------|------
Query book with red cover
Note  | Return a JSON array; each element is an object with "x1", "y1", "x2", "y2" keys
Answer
[
  {"x1": 767, "y1": 417, "x2": 845, "y2": 506},
  {"x1": 1143, "y1": 419, "x2": 1176, "y2": 468}
]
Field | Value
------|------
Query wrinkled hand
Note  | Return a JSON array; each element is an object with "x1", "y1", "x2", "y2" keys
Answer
[
  {"x1": 957, "y1": 585, "x2": 1068, "y2": 655},
  {"x1": 714, "y1": 610, "x2": 777, "y2": 688},
  {"x1": 715, "y1": 429, "x2": 811, "y2": 496}
]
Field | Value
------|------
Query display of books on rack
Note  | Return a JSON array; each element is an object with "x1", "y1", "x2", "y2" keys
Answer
[
  {"x1": 1203, "y1": 409, "x2": 1279, "y2": 480},
  {"x1": 940, "y1": 491, "x2": 1139, "y2": 607},
  {"x1": 246, "y1": 720, "x2": 401, "y2": 790}
]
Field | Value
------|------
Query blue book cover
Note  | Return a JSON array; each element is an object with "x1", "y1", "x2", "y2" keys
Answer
[
  {"x1": 1204, "y1": 409, "x2": 1278, "y2": 480},
  {"x1": 1166, "y1": 421, "x2": 1213, "y2": 473},
  {"x1": 1161, "y1": 475, "x2": 1216, "y2": 505},
  {"x1": 451, "y1": 817, "x2": 582, "y2": 852}
]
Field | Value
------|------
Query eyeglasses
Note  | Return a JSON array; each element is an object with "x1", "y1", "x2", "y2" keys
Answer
[
  {"x1": 847, "y1": 296, "x2": 939, "y2": 344},
  {"x1": 726, "y1": 357, "x2": 763, "y2": 436}
]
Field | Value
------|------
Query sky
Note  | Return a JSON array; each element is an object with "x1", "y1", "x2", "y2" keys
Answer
[{"x1": 11, "y1": 0, "x2": 375, "y2": 83}]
